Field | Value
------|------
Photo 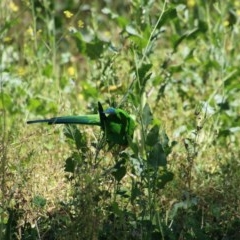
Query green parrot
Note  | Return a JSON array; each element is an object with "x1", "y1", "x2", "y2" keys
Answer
[{"x1": 27, "y1": 102, "x2": 135, "y2": 146}]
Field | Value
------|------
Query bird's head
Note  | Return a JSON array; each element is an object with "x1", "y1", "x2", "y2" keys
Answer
[{"x1": 104, "y1": 107, "x2": 116, "y2": 115}]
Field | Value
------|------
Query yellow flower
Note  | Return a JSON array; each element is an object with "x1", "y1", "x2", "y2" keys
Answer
[
  {"x1": 187, "y1": 0, "x2": 196, "y2": 8},
  {"x1": 234, "y1": 1, "x2": 240, "y2": 8},
  {"x1": 64, "y1": 10, "x2": 73, "y2": 18},
  {"x1": 67, "y1": 66, "x2": 75, "y2": 76},
  {"x1": 3, "y1": 37, "x2": 12, "y2": 43},
  {"x1": 236, "y1": 9, "x2": 240, "y2": 17},
  {"x1": 37, "y1": 29, "x2": 42, "y2": 37},
  {"x1": 78, "y1": 94, "x2": 84, "y2": 101},
  {"x1": 9, "y1": 1, "x2": 19, "y2": 12},
  {"x1": 26, "y1": 26, "x2": 34, "y2": 37},
  {"x1": 18, "y1": 67, "x2": 26, "y2": 76},
  {"x1": 78, "y1": 20, "x2": 84, "y2": 28},
  {"x1": 223, "y1": 20, "x2": 229, "y2": 27}
]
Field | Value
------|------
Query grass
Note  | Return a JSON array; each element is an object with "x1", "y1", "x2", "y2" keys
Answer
[{"x1": 1, "y1": 0, "x2": 240, "y2": 239}]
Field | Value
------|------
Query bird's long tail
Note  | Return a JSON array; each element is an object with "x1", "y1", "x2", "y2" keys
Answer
[{"x1": 27, "y1": 114, "x2": 101, "y2": 126}]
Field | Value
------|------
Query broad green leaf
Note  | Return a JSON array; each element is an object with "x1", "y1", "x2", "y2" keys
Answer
[
  {"x1": 64, "y1": 156, "x2": 76, "y2": 173},
  {"x1": 160, "y1": 130, "x2": 170, "y2": 154},
  {"x1": 142, "y1": 103, "x2": 153, "y2": 126},
  {"x1": 64, "y1": 125, "x2": 85, "y2": 150},
  {"x1": 148, "y1": 142, "x2": 167, "y2": 168},
  {"x1": 156, "y1": 8, "x2": 177, "y2": 29},
  {"x1": 86, "y1": 40, "x2": 104, "y2": 60},
  {"x1": 73, "y1": 32, "x2": 105, "y2": 59},
  {"x1": 111, "y1": 159, "x2": 126, "y2": 182},
  {"x1": 64, "y1": 152, "x2": 82, "y2": 174},
  {"x1": 146, "y1": 125, "x2": 159, "y2": 146},
  {"x1": 138, "y1": 63, "x2": 152, "y2": 80}
]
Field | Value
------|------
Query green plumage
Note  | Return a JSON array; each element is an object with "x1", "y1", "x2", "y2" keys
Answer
[
  {"x1": 27, "y1": 102, "x2": 135, "y2": 146},
  {"x1": 27, "y1": 115, "x2": 101, "y2": 125}
]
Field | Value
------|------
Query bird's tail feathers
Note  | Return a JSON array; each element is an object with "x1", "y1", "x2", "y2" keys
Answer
[{"x1": 27, "y1": 115, "x2": 101, "y2": 125}]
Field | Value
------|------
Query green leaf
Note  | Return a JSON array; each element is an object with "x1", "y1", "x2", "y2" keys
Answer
[
  {"x1": 148, "y1": 142, "x2": 167, "y2": 168},
  {"x1": 86, "y1": 39, "x2": 104, "y2": 60},
  {"x1": 218, "y1": 127, "x2": 240, "y2": 138},
  {"x1": 64, "y1": 156, "x2": 76, "y2": 173},
  {"x1": 63, "y1": 125, "x2": 85, "y2": 150},
  {"x1": 73, "y1": 32, "x2": 105, "y2": 59},
  {"x1": 142, "y1": 103, "x2": 153, "y2": 126},
  {"x1": 111, "y1": 202, "x2": 120, "y2": 215},
  {"x1": 156, "y1": 8, "x2": 177, "y2": 29},
  {"x1": 116, "y1": 16, "x2": 129, "y2": 28},
  {"x1": 27, "y1": 98, "x2": 42, "y2": 112},
  {"x1": 137, "y1": 64, "x2": 153, "y2": 94},
  {"x1": 111, "y1": 159, "x2": 127, "y2": 182},
  {"x1": 160, "y1": 130, "x2": 170, "y2": 154},
  {"x1": 174, "y1": 20, "x2": 208, "y2": 50},
  {"x1": 146, "y1": 125, "x2": 159, "y2": 146},
  {"x1": 73, "y1": 32, "x2": 86, "y2": 53},
  {"x1": 131, "y1": 182, "x2": 142, "y2": 203},
  {"x1": 224, "y1": 70, "x2": 240, "y2": 91},
  {"x1": 138, "y1": 63, "x2": 152, "y2": 80},
  {"x1": 64, "y1": 152, "x2": 82, "y2": 174},
  {"x1": 0, "y1": 93, "x2": 12, "y2": 109},
  {"x1": 129, "y1": 35, "x2": 148, "y2": 50},
  {"x1": 156, "y1": 170, "x2": 174, "y2": 189},
  {"x1": 42, "y1": 63, "x2": 53, "y2": 77}
]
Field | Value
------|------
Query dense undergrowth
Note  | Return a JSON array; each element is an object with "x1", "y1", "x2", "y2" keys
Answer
[{"x1": 1, "y1": 0, "x2": 240, "y2": 239}]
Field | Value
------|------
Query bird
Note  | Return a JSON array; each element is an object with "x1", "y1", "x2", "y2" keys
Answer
[{"x1": 27, "y1": 102, "x2": 135, "y2": 146}]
